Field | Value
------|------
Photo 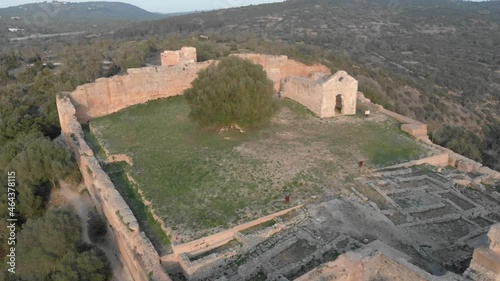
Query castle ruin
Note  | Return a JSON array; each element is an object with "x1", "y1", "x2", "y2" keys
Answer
[
  {"x1": 57, "y1": 47, "x2": 500, "y2": 281},
  {"x1": 69, "y1": 48, "x2": 358, "y2": 124}
]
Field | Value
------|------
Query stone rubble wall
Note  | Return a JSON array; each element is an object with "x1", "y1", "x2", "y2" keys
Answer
[
  {"x1": 56, "y1": 96, "x2": 171, "y2": 281},
  {"x1": 381, "y1": 153, "x2": 451, "y2": 170}
]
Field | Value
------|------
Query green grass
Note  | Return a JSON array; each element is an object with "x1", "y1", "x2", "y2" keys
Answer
[
  {"x1": 89, "y1": 95, "x2": 428, "y2": 240},
  {"x1": 103, "y1": 162, "x2": 171, "y2": 254},
  {"x1": 360, "y1": 122, "x2": 423, "y2": 166},
  {"x1": 82, "y1": 124, "x2": 107, "y2": 159},
  {"x1": 326, "y1": 120, "x2": 423, "y2": 166},
  {"x1": 83, "y1": 123, "x2": 171, "y2": 252}
]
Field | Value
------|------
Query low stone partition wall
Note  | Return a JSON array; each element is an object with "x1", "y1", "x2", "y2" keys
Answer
[
  {"x1": 357, "y1": 92, "x2": 428, "y2": 139},
  {"x1": 179, "y1": 248, "x2": 241, "y2": 280},
  {"x1": 401, "y1": 124, "x2": 428, "y2": 140},
  {"x1": 169, "y1": 205, "x2": 302, "y2": 257},
  {"x1": 56, "y1": 96, "x2": 171, "y2": 281},
  {"x1": 413, "y1": 153, "x2": 450, "y2": 167},
  {"x1": 380, "y1": 153, "x2": 450, "y2": 170},
  {"x1": 427, "y1": 141, "x2": 493, "y2": 175},
  {"x1": 160, "y1": 207, "x2": 300, "y2": 280}
]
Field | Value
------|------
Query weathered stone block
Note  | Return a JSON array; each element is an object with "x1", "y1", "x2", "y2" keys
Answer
[
  {"x1": 401, "y1": 123, "x2": 428, "y2": 137},
  {"x1": 472, "y1": 248, "x2": 500, "y2": 274}
]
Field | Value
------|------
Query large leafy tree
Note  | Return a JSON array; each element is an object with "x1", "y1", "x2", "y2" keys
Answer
[{"x1": 184, "y1": 56, "x2": 278, "y2": 129}]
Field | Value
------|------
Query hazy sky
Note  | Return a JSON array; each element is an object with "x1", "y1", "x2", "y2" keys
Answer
[{"x1": 0, "y1": 0, "x2": 286, "y2": 13}]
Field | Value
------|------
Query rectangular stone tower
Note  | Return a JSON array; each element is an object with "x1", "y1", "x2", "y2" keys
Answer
[{"x1": 161, "y1": 47, "x2": 197, "y2": 66}]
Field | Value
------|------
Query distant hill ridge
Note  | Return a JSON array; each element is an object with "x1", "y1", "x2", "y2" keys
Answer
[{"x1": 0, "y1": 1, "x2": 166, "y2": 22}]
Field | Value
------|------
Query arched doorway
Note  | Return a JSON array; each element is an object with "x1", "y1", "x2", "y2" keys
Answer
[{"x1": 335, "y1": 94, "x2": 343, "y2": 114}]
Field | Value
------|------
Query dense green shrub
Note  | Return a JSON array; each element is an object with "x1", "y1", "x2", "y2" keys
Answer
[
  {"x1": 431, "y1": 125, "x2": 483, "y2": 162},
  {"x1": 184, "y1": 56, "x2": 278, "y2": 128},
  {"x1": 88, "y1": 210, "x2": 107, "y2": 243},
  {"x1": 483, "y1": 124, "x2": 500, "y2": 170},
  {"x1": 16, "y1": 209, "x2": 111, "y2": 281},
  {"x1": 358, "y1": 85, "x2": 392, "y2": 110}
]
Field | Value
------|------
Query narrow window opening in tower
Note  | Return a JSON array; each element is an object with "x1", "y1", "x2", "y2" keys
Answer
[{"x1": 336, "y1": 94, "x2": 343, "y2": 114}]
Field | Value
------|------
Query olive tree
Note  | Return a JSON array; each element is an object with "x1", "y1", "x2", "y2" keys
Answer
[{"x1": 184, "y1": 56, "x2": 278, "y2": 129}]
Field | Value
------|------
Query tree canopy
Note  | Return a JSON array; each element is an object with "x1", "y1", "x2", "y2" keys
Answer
[
  {"x1": 16, "y1": 209, "x2": 111, "y2": 281},
  {"x1": 0, "y1": 133, "x2": 80, "y2": 220},
  {"x1": 184, "y1": 56, "x2": 278, "y2": 129}
]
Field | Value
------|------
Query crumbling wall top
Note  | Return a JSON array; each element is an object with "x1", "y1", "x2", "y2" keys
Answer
[{"x1": 161, "y1": 47, "x2": 197, "y2": 66}]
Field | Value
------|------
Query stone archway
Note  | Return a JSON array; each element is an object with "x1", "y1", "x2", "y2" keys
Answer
[{"x1": 335, "y1": 94, "x2": 343, "y2": 114}]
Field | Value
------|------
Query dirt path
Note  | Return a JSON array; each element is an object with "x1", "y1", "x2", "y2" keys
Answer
[{"x1": 59, "y1": 183, "x2": 133, "y2": 281}]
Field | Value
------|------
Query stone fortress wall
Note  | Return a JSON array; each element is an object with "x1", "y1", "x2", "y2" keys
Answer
[
  {"x1": 68, "y1": 61, "x2": 213, "y2": 123},
  {"x1": 67, "y1": 49, "x2": 357, "y2": 124},
  {"x1": 56, "y1": 96, "x2": 171, "y2": 281}
]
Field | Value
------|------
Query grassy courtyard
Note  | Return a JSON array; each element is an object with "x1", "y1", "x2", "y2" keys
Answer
[{"x1": 89, "y1": 96, "x2": 430, "y2": 243}]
